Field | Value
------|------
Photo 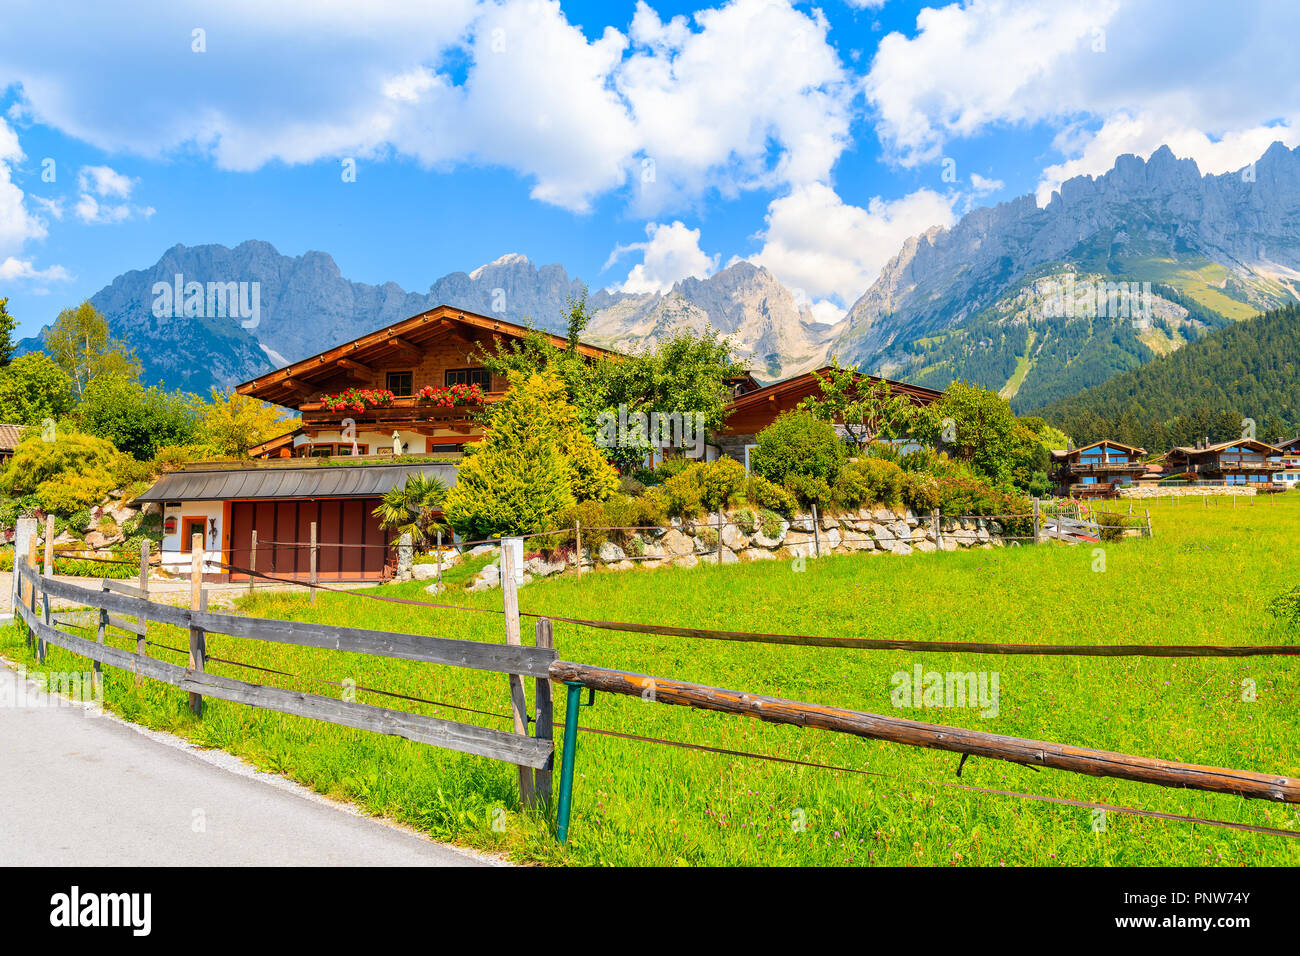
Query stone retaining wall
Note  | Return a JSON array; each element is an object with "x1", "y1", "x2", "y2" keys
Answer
[
  {"x1": 453, "y1": 506, "x2": 1025, "y2": 592},
  {"x1": 1118, "y1": 485, "x2": 1256, "y2": 499}
]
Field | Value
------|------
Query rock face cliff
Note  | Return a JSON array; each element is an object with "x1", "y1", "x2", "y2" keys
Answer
[
  {"x1": 585, "y1": 260, "x2": 838, "y2": 379},
  {"x1": 19, "y1": 246, "x2": 834, "y2": 393},
  {"x1": 832, "y1": 142, "x2": 1300, "y2": 410},
  {"x1": 20, "y1": 142, "x2": 1299, "y2": 403}
]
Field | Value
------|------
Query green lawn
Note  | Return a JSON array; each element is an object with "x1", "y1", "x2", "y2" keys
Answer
[{"x1": 6, "y1": 493, "x2": 1300, "y2": 866}]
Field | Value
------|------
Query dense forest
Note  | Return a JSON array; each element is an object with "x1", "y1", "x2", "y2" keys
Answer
[{"x1": 1037, "y1": 304, "x2": 1300, "y2": 450}]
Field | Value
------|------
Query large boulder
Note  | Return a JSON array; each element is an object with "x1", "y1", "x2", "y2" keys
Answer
[
  {"x1": 721, "y1": 522, "x2": 751, "y2": 551},
  {"x1": 740, "y1": 548, "x2": 776, "y2": 561},
  {"x1": 661, "y1": 528, "x2": 694, "y2": 556},
  {"x1": 597, "y1": 541, "x2": 627, "y2": 564},
  {"x1": 524, "y1": 554, "x2": 567, "y2": 577},
  {"x1": 672, "y1": 554, "x2": 699, "y2": 569}
]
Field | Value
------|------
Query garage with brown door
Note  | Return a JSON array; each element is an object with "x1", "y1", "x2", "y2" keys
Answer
[{"x1": 135, "y1": 461, "x2": 460, "y2": 583}]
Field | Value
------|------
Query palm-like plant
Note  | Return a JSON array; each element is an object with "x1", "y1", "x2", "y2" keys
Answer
[{"x1": 372, "y1": 472, "x2": 448, "y2": 549}]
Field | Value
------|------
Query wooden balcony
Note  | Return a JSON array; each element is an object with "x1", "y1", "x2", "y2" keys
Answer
[{"x1": 300, "y1": 393, "x2": 503, "y2": 429}]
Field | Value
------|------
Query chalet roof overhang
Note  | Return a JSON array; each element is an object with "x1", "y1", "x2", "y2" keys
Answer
[
  {"x1": 134, "y1": 462, "x2": 460, "y2": 503},
  {"x1": 1050, "y1": 440, "x2": 1147, "y2": 460},
  {"x1": 1167, "y1": 438, "x2": 1284, "y2": 457},
  {"x1": 236, "y1": 304, "x2": 620, "y2": 407}
]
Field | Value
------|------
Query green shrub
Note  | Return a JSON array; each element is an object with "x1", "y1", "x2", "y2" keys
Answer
[
  {"x1": 784, "y1": 473, "x2": 832, "y2": 507},
  {"x1": 444, "y1": 371, "x2": 617, "y2": 538},
  {"x1": 750, "y1": 411, "x2": 845, "y2": 487},
  {"x1": 743, "y1": 473, "x2": 797, "y2": 517},
  {"x1": 758, "y1": 508, "x2": 784, "y2": 539},
  {"x1": 834, "y1": 458, "x2": 905, "y2": 509},
  {"x1": 0, "y1": 429, "x2": 126, "y2": 516},
  {"x1": 661, "y1": 458, "x2": 746, "y2": 518},
  {"x1": 1094, "y1": 511, "x2": 1141, "y2": 542},
  {"x1": 661, "y1": 467, "x2": 704, "y2": 518},
  {"x1": 698, "y1": 457, "x2": 745, "y2": 512},
  {"x1": 902, "y1": 473, "x2": 940, "y2": 513}
]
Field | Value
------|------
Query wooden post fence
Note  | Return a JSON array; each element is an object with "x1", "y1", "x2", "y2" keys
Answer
[
  {"x1": 811, "y1": 503, "x2": 821, "y2": 558},
  {"x1": 188, "y1": 533, "x2": 206, "y2": 716},
  {"x1": 248, "y1": 529, "x2": 257, "y2": 592},
  {"x1": 42, "y1": 513, "x2": 54, "y2": 577},
  {"x1": 1032, "y1": 498, "x2": 1041, "y2": 544},
  {"x1": 435, "y1": 529, "x2": 443, "y2": 592},
  {"x1": 716, "y1": 510, "x2": 724, "y2": 564},
  {"x1": 11, "y1": 516, "x2": 35, "y2": 624},
  {"x1": 500, "y1": 539, "x2": 536, "y2": 809},
  {"x1": 534, "y1": 617, "x2": 554, "y2": 806},
  {"x1": 14, "y1": 561, "x2": 555, "y2": 814},
  {"x1": 575, "y1": 520, "x2": 583, "y2": 576},
  {"x1": 309, "y1": 521, "x2": 318, "y2": 605},
  {"x1": 931, "y1": 509, "x2": 941, "y2": 549}
]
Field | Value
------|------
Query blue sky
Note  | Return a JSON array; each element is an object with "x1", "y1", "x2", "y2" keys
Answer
[{"x1": 2, "y1": 0, "x2": 1298, "y2": 339}]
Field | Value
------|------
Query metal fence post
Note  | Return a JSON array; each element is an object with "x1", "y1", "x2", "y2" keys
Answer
[{"x1": 556, "y1": 681, "x2": 585, "y2": 844}]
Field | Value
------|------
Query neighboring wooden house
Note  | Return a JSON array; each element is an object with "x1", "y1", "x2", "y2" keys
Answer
[
  {"x1": 0, "y1": 423, "x2": 26, "y2": 466},
  {"x1": 1163, "y1": 438, "x2": 1284, "y2": 489},
  {"x1": 716, "y1": 366, "x2": 943, "y2": 469},
  {"x1": 135, "y1": 305, "x2": 617, "y2": 581},
  {"x1": 1049, "y1": 440, "x2": 1147, "y2": 497}
]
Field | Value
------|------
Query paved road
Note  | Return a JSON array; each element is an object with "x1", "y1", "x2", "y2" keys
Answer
[{"x1": 0, "y1": 663, "x2": 491, "y2": 866}]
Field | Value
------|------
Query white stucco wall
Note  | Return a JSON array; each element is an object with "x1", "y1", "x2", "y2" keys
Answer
[{"x1": 159, "y1": 501, "x2": 224, "y2": 575}]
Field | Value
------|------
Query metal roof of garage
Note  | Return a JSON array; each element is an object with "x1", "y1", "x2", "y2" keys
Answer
[{"x1": 134, "y1": 462, "x2": 459, "y2": 503}]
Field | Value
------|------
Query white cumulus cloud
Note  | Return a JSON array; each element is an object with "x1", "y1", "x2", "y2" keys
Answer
[
  {"x1": 606, "y1": 220, "x2": 719, "y2": 294},
  {"x1": 751, "y1": 182, "x2": 958, "y2": 311}
]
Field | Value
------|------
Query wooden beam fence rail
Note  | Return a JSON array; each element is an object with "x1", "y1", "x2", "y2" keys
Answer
[
  {"x1": 548, "y1": 660, "x2": 1300, "y2": 806},
  {"x1": 13, "y1": 560, "x2": 555, "y2": 781}
]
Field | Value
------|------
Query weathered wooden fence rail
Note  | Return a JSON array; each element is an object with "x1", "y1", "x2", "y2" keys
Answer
[
  {"x1": 13, "y1": 532, "x2": 1294, "y2": 847},
  {"x1": 14, "y1": 557, "x2": 555, "y2": 777}
]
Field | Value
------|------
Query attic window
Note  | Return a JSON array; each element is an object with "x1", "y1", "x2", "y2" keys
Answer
[{"x1": 386, "y1": 371, "x2": 413, "y2": 396}]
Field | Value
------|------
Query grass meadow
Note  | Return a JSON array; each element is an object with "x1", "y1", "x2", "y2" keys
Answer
[{"x1": 6, "y1": 491, "x2": 1300, "y2": 866}]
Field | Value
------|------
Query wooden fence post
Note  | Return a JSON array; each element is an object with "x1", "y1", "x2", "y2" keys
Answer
[
  {"x1": 248, "y1": 529, "x2": 257, "y2": 592},
  {"x1": 135, "y1": 540, "x2": 149, "y2": 687},
  {"x1": 188, "y1": 533, "x2": 205, "y2": 715},
  {"x1": 533, "y1": 617, "x2": 554, "y2": 807},
  {"x1": 435, "y1": 529, "x2": 443, "y2": 592},
  {"x1": 95, "y1": 582, "x2": 107, "y2": 692},
  {"x1": 811, "y1": 503, "x2": 821, "y2": 558},
  {"x1": 11, "y1": 517, "x2": 34, "y2": 630},
  {"x1": 931, "y1": 508, "x2": 940, "y2": 549},
  {"x1": 1032, "y1": 498, "x2": 1041, "y2": 544},
  {"x1": 716, "y1": 510, "x2": 724, "y2": 564},
  {"x1": 1145, "y1": 509, "x2": 1153, "y2": 538},
  {"x1": 575, "y1": 520, "x2": 583, "y2": 576},
  {"x1": 25, "y1": 533, "x2": 37, "y2": 650},
  {"x1": 500, "y1": 539, "x2": 535, "y2": 809},
  {"x1": 42, "y1": 513, "x2": 54, "y2": 577},
  {"x1": 309, "y1": 521, "x2": 318, "y2": 605}
]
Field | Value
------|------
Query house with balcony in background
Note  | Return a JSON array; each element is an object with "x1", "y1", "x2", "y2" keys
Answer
[
  {"x1": 134, "y1": 305, "x2": 944, "y2": 581},
  {"x1": 714, "y1": 366, "x2": 943, "y2": 471},
  {"x1": 135, "y1": 305, "x2": 618, "y2": 581},
  {"x1": 1163, "y1": 438, "x2": 1284, "y2": 490},
  {"x1": 1049, "y1": 440, "x2": 1147, "y2": 497}
]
